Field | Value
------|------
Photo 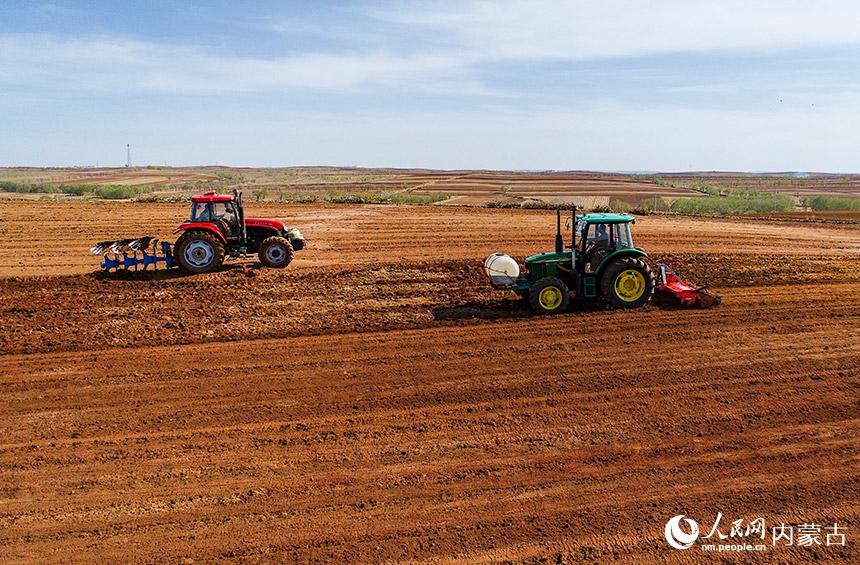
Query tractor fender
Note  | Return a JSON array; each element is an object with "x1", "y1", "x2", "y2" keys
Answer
[
  {"x1": 174, "y1": 222, "x2": 228, "y2": 245},
  {"x1": 594, "y1": 248, "x2": 648, "y2": 279}
]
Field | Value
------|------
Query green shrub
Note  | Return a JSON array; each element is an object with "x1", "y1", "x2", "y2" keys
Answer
[
  {"x1": 609, "y1": 199, "x2": 634, "y2": 213},
  {"x1": 803, "y1": 195, "x2": 860, "y2": 211},
  {"x1": 634, "y1": 196, "x2": 671, "y2": 214},
  {"x1": 0, "y1": 181, "x2": 64, "y2": 194},
  {"x1": 133, "y1": 193, "x2": 187, "y2": 203},
  {"x1": 63, "y1": 184, "x2": 92, "y2": 196},
  {"x1": 0, "y1": 180, "x2": 101, "y2": 196},
  {"x1": 214, "y1": 172, "x2": 247, "y2": 182},
  {"x1": 0, "y1": 180, "x2": 158, "y2": 199},
  {"x1": 268, "y1": 190, "x2": 448, "y2": 205},
  {"x1": 519, "y1": 199, "x2": 553, "y2": 209},
  {"x1": 486, "y1": 199, "x2": 522, "y2": 208},
  {"x1": 281, "y1": 191, "x2": 322, "y2": 203},
  {"x1": 689, "y1": 181, "x2": 721, "y2": 196},
  {"x1": 386, "y1": 192, "x2": 449, "y2": 205},
  {"x1": 325, "y1": 191, "x2": 367, "y2": 204},
  {"x1": 670, "y1": 193, "x2": 794, "y2": 215},
  {"x1": 93, "y1": 185, "x2": 156, "y2": 199}
]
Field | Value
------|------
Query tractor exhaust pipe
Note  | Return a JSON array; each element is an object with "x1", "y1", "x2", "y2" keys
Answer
[
  {"x1": 571, "y1": 205, "x2": 577, "y2": 269},
  {"x1": 234, "y1": 189, "x2": 247, "y2": 245},
  {"x1": 555, "y1": 209, "x2": 563, "y2": 253}
]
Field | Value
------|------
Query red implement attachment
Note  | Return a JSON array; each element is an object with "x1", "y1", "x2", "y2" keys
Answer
[{"x1": 655, "y1": 262, "x2": 721, "y2": 308}]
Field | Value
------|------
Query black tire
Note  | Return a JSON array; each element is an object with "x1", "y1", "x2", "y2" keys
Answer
[
  {"x1": 174, "y1": 230, "x2": 225, "y2": 274},
  {"x1": 528, "y1": 277, "x2": 570, "y2": 315},
  {"x1": 600, "y1": 256, "x2": 654, "y2": 309},
  {"x1": 258, "y1": 236, "x2": 294, "y2": 268}
]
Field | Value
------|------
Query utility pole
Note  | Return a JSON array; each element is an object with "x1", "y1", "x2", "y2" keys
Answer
[{"x1": 126, "y1": 144, "x2": 131, "y2": 168}]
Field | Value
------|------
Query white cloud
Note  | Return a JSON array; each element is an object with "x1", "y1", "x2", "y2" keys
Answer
[
  {"x1": 0, "y1": 34, "x2": 471, "y2": 94},
  {"x1": 3, "y1": 1, "x2": 860, "y2": 95},
  {"x1": 379, "y1": 0, "x2": 860, "y2": 61}
]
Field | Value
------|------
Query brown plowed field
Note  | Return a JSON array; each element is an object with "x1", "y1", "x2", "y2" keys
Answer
[
  {"x1": 1, "y1": 167, "x2": 219, "y2": 187},
  {"x1": 659, "y1": 174, "x2": 860, "y2": 197},
  {"x1": 1, "y1": 201, "x2": 858, "y2": 562},
  {"x1": 403, "y1": 171, "x2": 699, "y2": 205}
]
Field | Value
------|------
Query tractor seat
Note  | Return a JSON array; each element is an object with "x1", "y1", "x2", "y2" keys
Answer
[
  {"x1": 215, "y1": 219, "x2": 238, "y2": 238},
  {"x1": 589, "y1": 247, "x2": 608, "y2": 271}
]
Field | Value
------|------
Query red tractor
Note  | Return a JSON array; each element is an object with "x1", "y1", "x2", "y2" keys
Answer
[
  {"x1": 91, "y1": 190, "x2": 305, "y2": 274},
  {"x1": 174, "y1": 190, "x2": 304, "y2": 273}
]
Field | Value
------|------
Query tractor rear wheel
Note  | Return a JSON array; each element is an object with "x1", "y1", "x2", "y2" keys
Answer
[
  {"x1": 528, "y1": 277, "x2": 570, "y2": 315},
  {"x1": 601, "y1": 257, "x2": 654, "y2": 309},
  {"x1": 258, "y1": 236, "x2": 294, "y2": 268},
  {"x1": 174, "y1": 231, "x2": 225, "y2": 274}
]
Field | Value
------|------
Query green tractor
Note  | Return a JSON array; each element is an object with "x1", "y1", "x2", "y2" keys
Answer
[{"x1": 484, "y1": 208, "x2": 655, "y2": 314}]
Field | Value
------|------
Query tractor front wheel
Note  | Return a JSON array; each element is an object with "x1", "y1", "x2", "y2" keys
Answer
[
  {"x1": 258, "y1": 236, "x2": 294, "y2": 268},
  {"x1": 174, "y1": 231, "x2": 225, "y2": 274},
  {"x1": 601, "y1": 257, "x2": 654, "y2": 309},
  {"x1": 528, "y1": 277, "x2": 570, "y2": 315}
]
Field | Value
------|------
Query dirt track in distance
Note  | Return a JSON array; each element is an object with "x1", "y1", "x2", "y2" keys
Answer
[{"x1": 0, "y1": 201, "x2": 858, "y2": 562}]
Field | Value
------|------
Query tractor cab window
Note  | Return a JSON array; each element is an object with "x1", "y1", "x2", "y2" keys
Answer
[
  {"x1": 575, "y1": 218, "x2": 587, "y2": 243},
  {"x1": 212, "y1": 201, "x2": 239, "y2": 237},
  {"x1": 582, "y1": 222, "x2": 612, "y2": 270},
  {"x1": 585, "y1": 223, "x2": 611, "y2": 249},
  {"x1": 213, "y1": 202, "x2": 238, "y2": 223},
  {"x1": 190, "y1": 202, "x2": 211, "y2": 222},
  {"x1": 613, "y1": 223, "x2": 633, "y2": 249},
  {"x1": 583, "y1": 224, "x2": 610, "y2": 268}
]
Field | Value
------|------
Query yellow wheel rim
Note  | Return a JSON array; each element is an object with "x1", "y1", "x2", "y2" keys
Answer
[
  {"x1": 614, "y1": 270, "x2": 646, "y2": 302},
  {"x1": 538, "y1": 286, "x2": 563, "y2": 310}
]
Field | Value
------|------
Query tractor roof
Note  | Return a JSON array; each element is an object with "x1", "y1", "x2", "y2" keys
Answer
[
  {"x1": 578, "y1": 212, "x2": 635, "y2": 224},
  {"x1": 191, "y1": 192, "x2": 234, "y2": 203}
]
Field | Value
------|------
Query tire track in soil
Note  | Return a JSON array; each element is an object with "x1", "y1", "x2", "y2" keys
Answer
[{"x1": 1, "y1": 277, "x2": 858, "y2": 562}]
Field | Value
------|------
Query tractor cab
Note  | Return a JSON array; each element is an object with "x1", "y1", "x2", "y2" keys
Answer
[
  {"x1": 190, "y1": 197, "x2": 242, "y2": 239},
  {"x1": 188, "y1": 193, "x2": 242, "y2": 240},
  {"x1": 576, "y1": 213, "x2": 637, "y2": 272}
]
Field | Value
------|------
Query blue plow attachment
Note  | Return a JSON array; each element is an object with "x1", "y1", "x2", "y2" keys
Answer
[{"x1": 91, "y1": 237, "x2": 176, "y2": 272}]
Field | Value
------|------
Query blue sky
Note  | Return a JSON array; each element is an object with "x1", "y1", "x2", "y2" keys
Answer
[{"x1": 1, "y1": 0, "x2": 859, "y2": 171}]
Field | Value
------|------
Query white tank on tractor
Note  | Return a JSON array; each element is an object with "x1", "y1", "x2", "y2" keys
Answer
[{"x1": 484, "y1": 253, "x2": 520, "y2": 287}]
